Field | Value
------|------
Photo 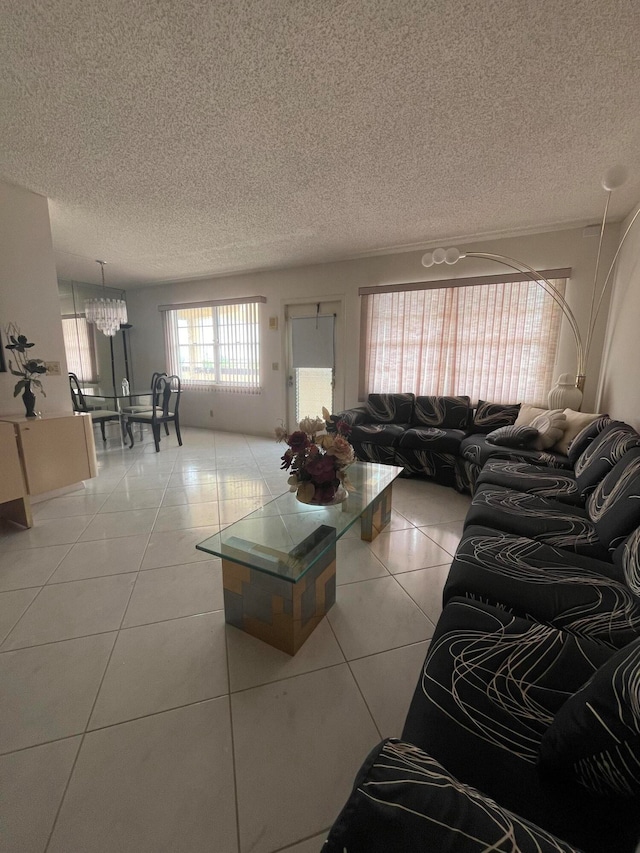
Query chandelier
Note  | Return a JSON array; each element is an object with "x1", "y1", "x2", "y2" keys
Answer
[{"x1": 84, "y1": 260, "x2": 128, "y2": 337}]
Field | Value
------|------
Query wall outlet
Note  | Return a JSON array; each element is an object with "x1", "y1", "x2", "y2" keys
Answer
[
  {"x1": 45, "y1": 361, "x2": 61, "y2": 375},
  {"x1": 272, "y1": 362, "x2": 279, "y2": 371},
  {"x1": 209, "y1": 409, "x2": 214, "y2": 417}
]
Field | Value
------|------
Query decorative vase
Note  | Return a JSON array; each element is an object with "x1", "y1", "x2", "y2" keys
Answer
[
  {"x1": 22, "y1": 381, "x2": 36, "y2": 418},
  {"x1": 548, "y1": 373, "x2": 583, "y2": 412},
  {"x1": 297, "y1": 485, "x2": 349, "y2": 506}
]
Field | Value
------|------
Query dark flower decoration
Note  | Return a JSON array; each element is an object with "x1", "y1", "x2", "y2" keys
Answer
[{"x1": 4, "y1": 325, "x2": 47, "y2": 398}]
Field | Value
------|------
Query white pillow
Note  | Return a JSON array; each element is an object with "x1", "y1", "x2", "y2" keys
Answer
[
  {"x1": 515, "y1": 404, "x2": 549, "y2": 427},
  {"x1": 530, "y1": 410, "x2": 567, "y2": 450},
  {"x1": 553, "y1": 409, "x2": 602, "y2": 455}
]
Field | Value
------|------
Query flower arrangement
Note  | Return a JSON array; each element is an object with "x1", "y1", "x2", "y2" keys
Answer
[
  {"x1": 4, "y1": 325, "x2": 47, "y2": 416},
  {"x1": 276, "y1": 408, "x2": 355, "y2": 505}
]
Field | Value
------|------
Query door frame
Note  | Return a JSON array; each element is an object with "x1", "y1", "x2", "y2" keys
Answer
[{"x1": 282, "y1": 296, "x2": 345, "y2": 432}]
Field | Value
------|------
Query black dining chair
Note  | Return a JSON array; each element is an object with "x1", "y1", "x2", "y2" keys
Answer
[
  {"x1": 68, "y1": 373, "x2": 121, "y2": 442},
  {"x1": 123, "y1": 374, "x2": 182, "y2": 452},
  {"x1": 120, "y1": 372, "x2": 167, "y2": 416}
]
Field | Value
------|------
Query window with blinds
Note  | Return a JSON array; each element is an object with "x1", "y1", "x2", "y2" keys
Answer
[
  {"x1": 61, "y1": 316, "x2": 98, "y2": 383},
  {"x1": 359, "y1": 272, "x2": 569, "y2": 406},
  {"x1": 160, "y1": 297, "x2": 264, "y2": 393}
]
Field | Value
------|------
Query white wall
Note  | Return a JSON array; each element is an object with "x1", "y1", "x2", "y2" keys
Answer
[
  {"x1": 0, "y1": 182, "x2": 70, "y2": 415},
  {"x1": 126, "y1": 224, "x2": 619, "y2": 437},
  {"x1": 598, "y1": 202, "x2": 640, "y2": 430}
]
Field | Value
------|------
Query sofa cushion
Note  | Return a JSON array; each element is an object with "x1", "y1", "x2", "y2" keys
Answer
[
  {"x1": 476, "y1": 460, "x2": 582, "y2": 506},
  {"x1": 350, "y1": 422, "x2": 407, "y2": 446},
  {"x1": 567, "y1": 414, "x2": 612, "y2": 467},
  {"x1": 530, "y1": 410, "x2": 566, "y2": 450},
  {"x1": 486, "y1": 425, "x2": 539, "y2": 448},
  {"x1": 445, "y1": 525, "x2": 640, "y2": 648},
  {"x1": 467, "y1": 484, "x2": 609, "y2": 560},
  {"x1": 325, "y1": 739, "x2": 586, "y2": 853},
  {"x1": 587, "y1": 448, "x2": 640, "y2": 552},
  {"x1": 398, "y1": 427, "x2": 464, "y2": 454},
  {"x1": 412, "y1": 395, "x2": 470, "y2": 429},
  {"x1": 471, "y1": 400, "x2": 521, "y2": 433},
  {"x1": 366, "y1": 393, "x2": 414, "y2": 423},
  {"x1": 554, "y1": 409, "x2": 603, "y2": 456},
  {"x1": 539, "y1": 637, "x2": 640, "y2": 798},
  {"x1": 575, "y1": 421, "x2": 640, "y2": 496},
  {"x1": 460, "y1": 434, "x2": 570, "y2": 471},
  {"x1": 515, "y1": 403, "x2": 548, "y2": 427}
]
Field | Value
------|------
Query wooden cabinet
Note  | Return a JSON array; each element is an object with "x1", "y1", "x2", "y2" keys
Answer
[
  {"x1": 0, "y1": 413, "x2": 97, "y2": 497},
  {"x1": 0, "y1": 421, "x2": 32, "y2": 527}
]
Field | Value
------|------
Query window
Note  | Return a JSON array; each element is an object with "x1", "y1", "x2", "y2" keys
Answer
[
  {"x1": 61, "y1": 316, "x2": 98, "y2": 383},
  {"x1": 359, "y1": 271, "x2": 569, "y2": 406},
  {"x1": 161, "y1": 297, "x2": 264, "y2": 392}
]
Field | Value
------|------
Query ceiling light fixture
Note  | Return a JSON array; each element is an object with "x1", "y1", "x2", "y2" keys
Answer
[
  {"x1": 84, "y1": 260, "x2": 128, "y2": 337},
  {"x1": 421, "y1": 167, "x2": 640, "y2": 403}
]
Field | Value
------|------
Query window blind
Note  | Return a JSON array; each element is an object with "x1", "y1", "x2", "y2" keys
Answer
[{"x1": 61, "y1": 316, "x2": 98, "y2": 383}]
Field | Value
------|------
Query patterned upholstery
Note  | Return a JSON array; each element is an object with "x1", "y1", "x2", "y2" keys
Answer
[
  {"x1": 349, "y1": 422, "x2": 407, "y2": 446},
  {"x1": 397, "y1": 427, "x2": 465, "y2": 454},
  {"x1": 567, "y1": 415, "x2": 612, "y2": 466},
  {"x1": 618, "y1": 526, "x2": 640, "y2": 596},
  {"x1": 401, "y1": 599, "x2": 637, "y2": 852},
  {"x1": 466, "y1": 484, "x2": 609, "y2": 559},
  {"x1": 460, "y1": 434, "x2": 570, "y2": 471},
  {"x1": 539, "y1": 637, "x2": 640, "y2": 798},
  {"x1": 365, "y1": 393, "x2": 415, "y2": 423},
  {"x1": 586, "y1": 448, "x2": 640, "y2": 552},
  {"x1": 485, "y1": 424, "x2": 539, "y2": 447},
  {"x1": 471, "y1": 400, "x2": 521, "y2": 433},
  {"x1": 476, "y1": 460, "x2": 582, "y2": 506},
  {"x1": 445, "y1": 526, "x2": 640, "y2": 648},
  {"x1": 575, "y1": 421, "x2": 640, "y2": 496},
  {"x1": 325, "y1": 739, "x2": 586, "y2": 853},
  {"x1": 412, "y1": 394, "x2": 470, "y2": 428}
]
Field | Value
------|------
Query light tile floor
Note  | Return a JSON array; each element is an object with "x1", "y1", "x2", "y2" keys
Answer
[{"x1": 0, "y1": 426, "x2": 470, "y2": 853}]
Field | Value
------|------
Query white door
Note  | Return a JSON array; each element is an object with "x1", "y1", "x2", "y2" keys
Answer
[{"x1": 286, "y1": 301, "x2": 343, "y2": 431}]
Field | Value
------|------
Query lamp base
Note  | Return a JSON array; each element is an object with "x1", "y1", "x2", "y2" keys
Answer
[{"x1": 548, "y1": 374, "x2": 583, "y2": 412}]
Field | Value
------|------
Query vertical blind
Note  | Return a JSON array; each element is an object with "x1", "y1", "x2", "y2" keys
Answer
[
  {"x1": 161, "y1": 298, "x2": 264, "y2": 393},
  {"x1": 61, "y1": 316, "x2": 98, "y2": 383},
  {"x1": 360, "y1": 276, "x2": 567, "y2": 406}
]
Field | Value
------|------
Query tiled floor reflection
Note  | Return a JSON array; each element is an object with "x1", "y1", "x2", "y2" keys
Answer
[{"x1": 0, "y1": 427, "x2": 468, "y2": 852}]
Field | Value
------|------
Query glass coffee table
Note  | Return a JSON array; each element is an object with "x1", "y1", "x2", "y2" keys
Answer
[{"x1": 196, "y1": 462, "x2": 403, "y2": 655}]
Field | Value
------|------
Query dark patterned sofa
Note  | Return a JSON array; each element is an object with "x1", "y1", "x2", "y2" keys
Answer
[
  {"x1": 332, "y1": 393, "x2": 575, "y2": 492},
  {"x1": 325, "y1": 416, "x2": 640, "y2": 853}
]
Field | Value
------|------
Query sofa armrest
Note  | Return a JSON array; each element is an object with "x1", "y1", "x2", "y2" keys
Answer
[
  {"x1": 325, "y1": 739, "x2": 584, "y2": 853},
  {"x1": 329, "y1": 406, "x2": 370, "y2": 429}
]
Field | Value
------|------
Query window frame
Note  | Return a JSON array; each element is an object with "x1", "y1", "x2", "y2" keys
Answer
[
  {"x1": 358, "y1": 268, "x2": 572, "y2": 406},
  {"x1": 160, "y1": 296, "x2": 265, "y2": 393}
]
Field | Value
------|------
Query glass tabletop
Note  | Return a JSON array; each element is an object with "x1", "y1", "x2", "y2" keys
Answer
[{"x1": 196, "y1": 462, "x2": 402, "y2": 583}]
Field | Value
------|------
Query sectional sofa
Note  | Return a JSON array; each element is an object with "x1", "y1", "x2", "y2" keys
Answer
[
  {"x1": 324, "y1": 416, "x2": 640, "y2": 853},
  {"x1": 331, "y1": 392, "x2": 590, "y2": 492}
]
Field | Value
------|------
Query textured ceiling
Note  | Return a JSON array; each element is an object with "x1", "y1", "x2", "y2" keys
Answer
[{"x1": 2, "y1": 0, "x2": 640, "y2": 287}]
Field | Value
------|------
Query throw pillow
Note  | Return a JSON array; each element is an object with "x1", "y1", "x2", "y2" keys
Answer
[
  {"x1": 514, "y1": 403, "x2": 548, "y2": 427},
  {"x1": 538, "y1": 637, "x2": 640, "y2": 798},
  {"x1": 471, "y1": 400, "x2": 521, "y2": 434},
  {"x1": 530, "y1": 410, "x2": 567, "y2": 450},
  {"x1": 485, "y1": 425, "x2": 539, "y2": 448},
  {"x1": 554, "y1": 409, "x2": 602, "y2": 456}
]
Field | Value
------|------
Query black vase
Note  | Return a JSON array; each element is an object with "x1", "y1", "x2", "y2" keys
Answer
[{"x1": 22, "y1": 382, "x2": 36, "y2": 418}]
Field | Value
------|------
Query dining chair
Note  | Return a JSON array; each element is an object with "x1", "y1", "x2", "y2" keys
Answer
[
  {"x1": 120, "y1": 372, "x2": 167, "y2": 415},
  {"x1": 123, "y1": 374, "x2": 182, "y2": 452},
  {"x1": 68, "y1": 373, "x2": 121, "y2": 442}
]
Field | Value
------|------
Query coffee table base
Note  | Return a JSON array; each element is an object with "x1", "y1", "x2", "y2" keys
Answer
[
  {"x1": 222, "y1": 543, "x2": 337, "y2": 656},
  {"x1": 360, "y1": 483, "x2": 393, "y2": 542}
]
